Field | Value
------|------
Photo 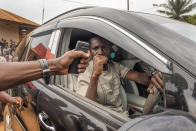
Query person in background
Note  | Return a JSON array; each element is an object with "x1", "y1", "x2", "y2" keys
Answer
[
  {"x1": 0, "y1": 39, "x2": 5, "y2": 56},
  {"x1": 2, "y1": 44, "x2": 8, "y2": 56},
  {"x1": 9, "y1": 44, "x2": 15, "y2": 61},
  {"x1": 0, "y1": 56, "x2": 23, "y2": 121},
  {"x1": 0, "y1": 56, "x2": 6, "y2": 62},
  {"x1": 0, "y1": 46, "x2": 2, "y2": 56},
  {"x1": 3, "y1": 50, "x2": 11, "y2": 62},
  {"x1": 10, "y1": 40, "x2": 15, "y2": 46}
]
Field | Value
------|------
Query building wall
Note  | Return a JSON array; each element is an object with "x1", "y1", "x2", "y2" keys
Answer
[{"x1": 0, "y1": 21, "x2": 19, "y2": 44}]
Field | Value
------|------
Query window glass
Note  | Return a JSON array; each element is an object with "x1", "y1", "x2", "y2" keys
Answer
[
  {"x1": 27, "y1": 32, "x2": 52, "y2": 61},
  {"x1": 31, "y1": 33, "x2": 52, "y2": 49}
]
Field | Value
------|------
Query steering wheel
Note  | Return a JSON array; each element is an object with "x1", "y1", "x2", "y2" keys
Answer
[{"x1": 143, "y1": 86, "x2": 161, "y2": 115}]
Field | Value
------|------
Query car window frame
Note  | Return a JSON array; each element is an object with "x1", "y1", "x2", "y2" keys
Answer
[
  {"x1": 51, "y1": 17, "x2": 173, "y2": 121},
  {"x1": 53, "y1": 28, "x2": 72, "y2": 86}
]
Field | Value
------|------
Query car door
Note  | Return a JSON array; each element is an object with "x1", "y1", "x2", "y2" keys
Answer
[{"x1": 10, "y1": 29, "x2": 57, "y2": 131}]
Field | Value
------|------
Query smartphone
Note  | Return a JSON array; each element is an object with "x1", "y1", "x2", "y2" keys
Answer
[{"x1": 68, "y1": 41, "x2": 89, "y2": 74}]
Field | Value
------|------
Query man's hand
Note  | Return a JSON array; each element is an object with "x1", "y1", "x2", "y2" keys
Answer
[
  {"x1": 8, "y1": 97, "x2": 23, "y2": 109},
  {"x1": 147, "y1": 72, "x2": 163, "y2": 94},
  {"x1": 92, "y1": 55, "x2": 108, "y2": 77},
  {"x1": 48, "y1": 50, "x2": 90, "y2": 75},
  {"x1": 86, "y1": 55, "x2": 107, "y2": 101},
  {"x1": 78, "y1": 51, "x2": 90, "y2": 73}
]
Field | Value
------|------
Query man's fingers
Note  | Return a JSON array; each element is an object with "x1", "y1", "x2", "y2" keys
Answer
[
  {"x1": 157, "y1": 72, "x2": 162, "y2": 79},
  {"x1": 78, "y1": 69, "x2": 86, "y2": 73},
  {"x1": 94, "y1": 55, "x2": 108, "y2": 65},
  {"x1": 147, "y1": 82, "x2": 154, "y2": 94},
  {"x1": 80, "y1": 58, "x2": 90, "y2": 64},
  {"x1": 70, "y1": 50, "x2": 90, "y2": 59},
  {"x1": 151, "y1": 77, "x2": 164, "y2": 93},
  {"x1": 15, "y1": 97, "x2": 23, "y2": 109},
  {"x1": 14, "y1": 99, "x2": 19, "y2": 105},
  {"x1": 100, "y1": 56, "x2": 108, "y2": 64},
  {"x1": 78, "y1": 63, "x2": 88, "y2": 69},
  {"x1": 153, "y1": 74, "x2": 163, "y2": 87},
  {"x1": 103, "y1": 57, "x2": 108, "y2": 63},
  {"x1": 19, "y1": 101, "x2": 23, "y2": 109}
]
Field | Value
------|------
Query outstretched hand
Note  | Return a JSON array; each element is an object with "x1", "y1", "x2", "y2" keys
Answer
[
  {"x1": 49, "y1": 50, "x2": 90, "y2": 75},
  {"x1": 147, "y1": 72, "x2": 163, "y2": 94},
  {"x1": 9, "y1": 97, "x2": 23, "y2": 109}
]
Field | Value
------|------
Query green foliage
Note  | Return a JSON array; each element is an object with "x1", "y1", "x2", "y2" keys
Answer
[
  {"x1": 157, "y1": 0, "x2": 196, "y2": 20},
  {"x1": 184, "y1": 14, "x2": 196, "y2": 24}
]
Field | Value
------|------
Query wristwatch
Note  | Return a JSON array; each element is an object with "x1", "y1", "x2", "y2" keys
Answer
[{"x1": 39, "y1": 59, "x2": 51, "y2": 84}]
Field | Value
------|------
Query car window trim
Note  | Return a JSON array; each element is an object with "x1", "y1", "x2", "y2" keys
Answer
[
  {"x1": 31, "y1": 22, "x2": 57, "y2": 36},
  {"x1": 49, "y1": 29, "x2": 61, "y2": 56}
]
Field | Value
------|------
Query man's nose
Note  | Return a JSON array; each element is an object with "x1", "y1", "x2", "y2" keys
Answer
[{"x1": 97, "y1": 48, "x2": 104, "y2": 55}]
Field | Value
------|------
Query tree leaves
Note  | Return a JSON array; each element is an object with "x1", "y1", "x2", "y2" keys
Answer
[{"x1": 157, "y1": 0, "x2": 196, "y2": 20}]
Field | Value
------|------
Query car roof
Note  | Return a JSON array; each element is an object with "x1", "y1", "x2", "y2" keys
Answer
[{"x1": 41, "y1": 6, "x2": 196, "y2": 77}]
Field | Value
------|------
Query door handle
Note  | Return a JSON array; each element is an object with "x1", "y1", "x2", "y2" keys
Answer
[{"x1": 38, "y1": 112, "x2": 55, "y2": 131}]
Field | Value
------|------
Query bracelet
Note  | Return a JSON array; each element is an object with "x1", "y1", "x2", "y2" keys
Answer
[{"x1": 39, "y1": 59, "x2": 51, "y2": 84}]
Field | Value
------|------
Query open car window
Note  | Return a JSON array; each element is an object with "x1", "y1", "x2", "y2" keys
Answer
[{"x1": 54, "y1": 28, "x2": 168, "y2": 120}]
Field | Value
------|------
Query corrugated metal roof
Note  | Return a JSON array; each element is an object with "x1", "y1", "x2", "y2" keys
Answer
[{"x1": 0, "y1": 8, "x2": 39, "y2": 26}]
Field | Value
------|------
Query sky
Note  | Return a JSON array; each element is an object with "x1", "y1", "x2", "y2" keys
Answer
[{"x1": 0, "y1": 0, "x2": 196, "y2": 24}]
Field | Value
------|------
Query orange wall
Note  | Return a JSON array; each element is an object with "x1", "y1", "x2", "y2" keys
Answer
[{"x1": 0, "y1": 21, "x2": 19, "y2": 44}]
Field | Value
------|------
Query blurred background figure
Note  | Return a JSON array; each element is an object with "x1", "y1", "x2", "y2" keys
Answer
[
  {"x1": 0, "y1": 55, "x2": 23, "y2": 121},
  {"x1": 0, "y1": 56, "x2": 6, "y2": 62},
  {"x1": 3, "y1": 50, "x2": 12, "y2": 62},
  {"x1": 0, "y1": 45, "x2": 2, "y2": 56},
  {"x1": 9, "y1": 44, "x2": 15, "y2": 60},
  {"x1": 0, "y1": 39, "x2": 16, "y2": 58}
]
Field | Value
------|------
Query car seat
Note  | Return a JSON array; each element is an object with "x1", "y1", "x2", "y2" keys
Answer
[
  {"x1": 120, "y1": 59, "x2": 146, "y2": 112},
  {"x1": 119, "y1": 84, "x2": 146, "y2": 112},
  {"x1": 119, "y1": 85, "x2": 127, "y2": 111},
  {"x1": 120, "y1": 59, "x2": 140, "y2": 95}
]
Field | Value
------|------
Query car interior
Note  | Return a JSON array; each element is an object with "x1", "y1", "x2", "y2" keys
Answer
[{"x1": 56, "y1": 28, "x2": 164, "y2": 119}]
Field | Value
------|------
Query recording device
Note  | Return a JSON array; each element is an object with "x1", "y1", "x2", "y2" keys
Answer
[{"x1": 68, "y1": 41, "x2": 89, "y2": 74}]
